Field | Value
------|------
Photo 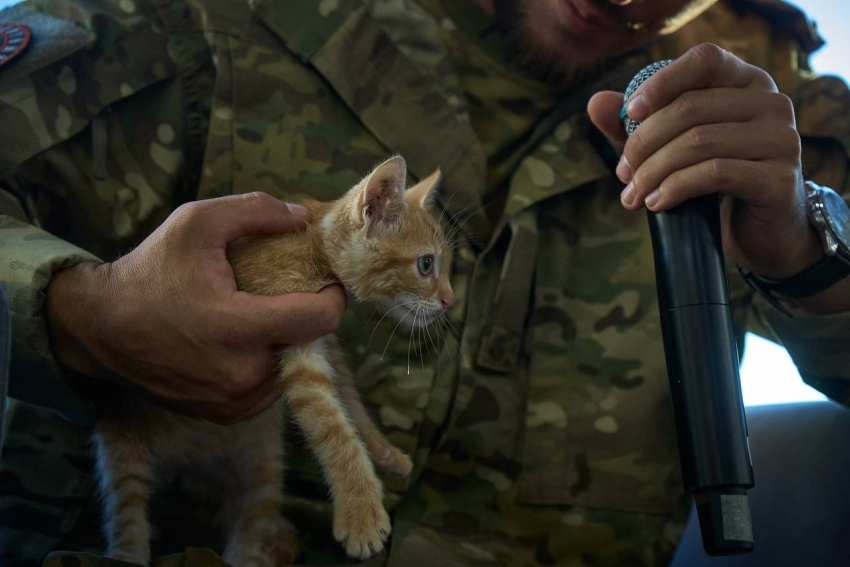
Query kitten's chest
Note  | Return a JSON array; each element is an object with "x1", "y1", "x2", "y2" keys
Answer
[{"x1": 150, "y1": 402, "x2": 284, "y2": 467}]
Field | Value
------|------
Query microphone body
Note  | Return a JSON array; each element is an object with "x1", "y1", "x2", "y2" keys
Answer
[{"x1": 622, "y1": 61, "x2": 755, "y2": 556}]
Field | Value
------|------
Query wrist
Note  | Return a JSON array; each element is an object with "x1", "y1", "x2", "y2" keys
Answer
[
  {"x1": 739, "y1": 214, "x2": 823, "y2": 281},
  {"x1": 746, "y1": 183, "x2": 850, "y2": 315},
  {"x1": 770, "y1": 224, "x2": 824, "y2": 280},
  {"x1": 46, "y1": 261, "x2": 112, "y2": 378},
  {"x1": 741, "y1": 224, "x2": 850, "y2": 315}
]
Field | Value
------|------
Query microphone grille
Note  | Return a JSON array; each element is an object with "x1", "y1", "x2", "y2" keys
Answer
[{"x1": 621, "y1": 60, "x2": 674, "y2": 137}]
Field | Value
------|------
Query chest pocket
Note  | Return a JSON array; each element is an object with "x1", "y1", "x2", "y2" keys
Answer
[
  {"x1": 515, "y1": 177, "x2": 680, "y2": 514},
  {"x1": 473, "y1": 118, "x2": 681, "y2": 514}
]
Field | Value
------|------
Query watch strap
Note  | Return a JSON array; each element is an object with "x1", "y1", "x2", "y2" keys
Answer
[{"x1": 739, "y1": 251, "x2": 850, "y2": 317}]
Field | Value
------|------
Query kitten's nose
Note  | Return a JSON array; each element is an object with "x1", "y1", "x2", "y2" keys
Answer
[{"x1": 440, "y1": 292, "x2": 454, "y2": 309}]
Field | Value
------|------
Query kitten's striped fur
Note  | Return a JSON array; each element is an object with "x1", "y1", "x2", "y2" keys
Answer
[{"x1": 94, "y1": 157, "x2": 452, "y2": 566}]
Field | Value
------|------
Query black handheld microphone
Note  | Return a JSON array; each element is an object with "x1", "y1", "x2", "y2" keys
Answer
[{"x1": 621, "y1": 61, "x2": 755, "y2": 556}]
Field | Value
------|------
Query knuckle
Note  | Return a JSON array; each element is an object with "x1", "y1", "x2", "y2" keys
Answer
[
  {"x1": 783, "y1": 126, "x2": 802, "y2": 155},
  {"x1": 661, "y1": 172, "x2": 681, "y2": 197},
  {"x1": 767, "y1": 92, "x2": 794, "y2": 116},
  {"x1": 708, "y1": 159, "x2": 730, "y2": 183},
  {"x1": 686, "y1": 126, "x2": 713, "y2": 150},
  {"x1": 632, "y1": 167, "x2": 653, "y2": 195},
  {"x1": 241, "y1": 191, "x2": 275, "y2": 209},
  {"x1": 219, "y1": 368, "x2": 256, "y2": 399},
  {"x1": 625, "y1": 127, "x2": 646, "y2": 156},
  {"x1": 777, "y1": 167, "x2": 800, "y2": 192},
  {"x1": 671, "y1": 92, "x2": 700, "y2": 120},
  {"x1": 173, "y1": 201, "x2": 204, "y2": 227},
  {"x1": 751, "y1": 66, "x2": 777, "y2": 90},
  {"x1": 691, "y1": 43, "x2": 725, "y2": 69}
]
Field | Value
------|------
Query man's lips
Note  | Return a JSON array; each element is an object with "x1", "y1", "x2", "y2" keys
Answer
[{"x1": 555, "y1": 0, "x2": 621, "y2": 36}]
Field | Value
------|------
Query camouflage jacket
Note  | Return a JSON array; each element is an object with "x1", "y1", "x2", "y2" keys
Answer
[{"x1": 1, "y1": 0, "x2": 849, "y2": 566}]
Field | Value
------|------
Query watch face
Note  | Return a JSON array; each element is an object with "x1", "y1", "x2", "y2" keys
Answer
[{"x1": 821, "y1": 188, "x2": 850, "y2": 254}]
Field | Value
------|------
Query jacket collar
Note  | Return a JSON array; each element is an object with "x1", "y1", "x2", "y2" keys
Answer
[{"x1": 250, "y1": 0, "x2": 494, "y2": 240}]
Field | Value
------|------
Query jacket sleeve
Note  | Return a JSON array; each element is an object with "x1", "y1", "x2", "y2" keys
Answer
[
  {"x1": 752, "y1": 70, "x2": 850, "y2": 407},
  {"x1": 0, "y1": 0, "x2": 176, "y2": 423},
  {"x1": 0, "y1": 3, "x2": 106, "y2": 423},
  {"x1": 0, "y1": 191, "x2": 100, "y2": 424}
]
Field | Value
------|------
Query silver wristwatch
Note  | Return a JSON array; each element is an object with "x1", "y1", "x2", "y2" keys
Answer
[{"x1": 808, "y1": 181, "x2": 850, "y2": 257}]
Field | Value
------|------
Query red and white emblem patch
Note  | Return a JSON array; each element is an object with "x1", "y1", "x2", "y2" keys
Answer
[{"x1": 0, "y1": 23, "x2": 31, "y2": 68}]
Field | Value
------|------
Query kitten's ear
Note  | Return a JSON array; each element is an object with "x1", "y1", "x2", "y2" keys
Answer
[
  {"x1": 359, "y1": 156, "x2": 407, "y2": 237},
  {"x1": 406, "y1": 169, "x2": 442, "y2": 209}
]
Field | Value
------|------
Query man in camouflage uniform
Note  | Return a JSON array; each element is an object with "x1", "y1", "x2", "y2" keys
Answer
[{"x1": 1, "y1": 0, "x2": 849, "y2": 565}]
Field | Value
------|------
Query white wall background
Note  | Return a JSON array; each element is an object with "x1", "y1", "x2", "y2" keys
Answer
[{"x1": 0, "y1": 0, "x2": 845, "y2": 405}]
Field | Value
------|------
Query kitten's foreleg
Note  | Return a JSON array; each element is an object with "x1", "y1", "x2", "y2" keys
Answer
[
  {"x1": 222, "y1": 407, "x2": 299, "y2": 567},
  {"x1": 281, "y1": 338, "x2": 391, "y2": 560},
  {"x1": 93, "y1": 427, "x2": 155, "y2": 566},
  {"x1": 327, "y1": 337, "x2": 413, "y2": 478}
]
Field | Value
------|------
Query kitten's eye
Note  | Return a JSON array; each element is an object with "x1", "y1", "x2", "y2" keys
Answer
[{"x1": 417, "y1": 254, "x2": 434, "y2": 276}]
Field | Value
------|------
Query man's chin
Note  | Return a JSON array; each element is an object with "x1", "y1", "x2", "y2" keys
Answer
[{"x1": 513, "y1": 32, "x2": 616, "y2": 88}]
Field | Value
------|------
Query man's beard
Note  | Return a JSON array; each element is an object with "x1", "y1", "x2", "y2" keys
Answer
[
  {"x1": 491, "y1": 0, "x2": 615, "y2": 90},
  {"x1": 491, "y1": 0, "x2": 719, "y2": 88}
]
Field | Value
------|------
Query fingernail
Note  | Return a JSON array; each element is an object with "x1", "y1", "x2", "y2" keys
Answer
[
  {"x1": 286, "y1": 203, "x2": 308, "y2": 217},
  {"x1": 627, "y1": 94, "x2": 650, "y2": 122},
  {"x1": 645, "y1": 189, "x2": 660, "y2": 209},
  {"x1": 621, "y1": 182, "x2": 635, "y2": 206},
  {"x1": 616, "y1": 155, "x2": 633, "y2": 183}
]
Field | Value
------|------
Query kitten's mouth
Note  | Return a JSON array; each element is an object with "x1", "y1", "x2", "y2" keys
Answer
[
  {"x1": 385, "y1": 300, "x2": 445, "y2": 330},
  {"x1": 417, "y1": 307, "x2": 445, "y2": 326}
]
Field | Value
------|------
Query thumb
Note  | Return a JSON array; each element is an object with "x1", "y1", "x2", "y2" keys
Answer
[
  {"x1": 194, "y1": 192, "x2": 310, "y2": 247},
  {"x1": 588, "y1": 91, "x2": 628, "y2": 146}
]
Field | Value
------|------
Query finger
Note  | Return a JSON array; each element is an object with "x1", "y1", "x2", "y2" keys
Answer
[
  {"x1": 588, "y1": 91, "x2": 627, "y2": 145},
  {"x1": 626, "y1": 44, "x2": 777, "y2": 123},
  {"x1": 623, "y1": 122, "x2": 800, "y2": 209},
  {"x1": 636, "y1": 158, "x2": 798, "y2": 213},
  {"x1": 619, "y1": 89, "x2": 795, "y2": 182},
  {"x1": 180, "y1": 353, "x2": 283, "y2": 425},
  {"x1": 236, "y1": 284, "x2": 347, "y2": 345},
  {"x1": 210, "y1": 376, "x2": 284, "y2": 425},
  {"x1": 187, "y1": 192, "x2": 310, "y2": 247}
]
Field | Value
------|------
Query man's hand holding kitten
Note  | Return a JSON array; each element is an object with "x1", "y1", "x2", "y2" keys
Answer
[{"x1": 45, "y1": 192, "x2": 347, "y2": 425}]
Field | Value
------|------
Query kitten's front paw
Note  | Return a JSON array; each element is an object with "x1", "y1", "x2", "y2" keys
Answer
[
  {"x1": 333, "y1": 500, "x2": 391, "y2": 560},
  {"x1": 372, "y1": 445, "x2": 413, "y2": 478}
]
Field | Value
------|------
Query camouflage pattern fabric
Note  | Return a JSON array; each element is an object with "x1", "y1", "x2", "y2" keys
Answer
[{"x1": 0, "y1": 0, "x2": 849, "y2": 566}]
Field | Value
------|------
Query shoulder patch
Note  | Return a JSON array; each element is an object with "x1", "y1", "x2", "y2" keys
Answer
[{"x1": 0, "y1": 23, "x2": 31, "y2": 68}]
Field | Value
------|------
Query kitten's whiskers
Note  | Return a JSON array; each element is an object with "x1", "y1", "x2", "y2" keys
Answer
[
  {"x1": 381, "y1": 303, "x2": 418, "y2": 362},
  {"x1": 407, "y1": 304, "x2": 421, "y2": 375},
  {"x1": 366, "y1": 298, "x2": 419, "y2": 351}
]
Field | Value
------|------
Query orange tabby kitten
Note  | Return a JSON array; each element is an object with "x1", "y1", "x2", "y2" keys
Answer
[{"x1": 93, "y1": 156, "x2": 453, "y2": 566}]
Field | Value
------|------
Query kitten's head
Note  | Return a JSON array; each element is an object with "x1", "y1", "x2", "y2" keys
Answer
[{"x1": 330, "y1": 156, "x2": 453, "y2": 328}]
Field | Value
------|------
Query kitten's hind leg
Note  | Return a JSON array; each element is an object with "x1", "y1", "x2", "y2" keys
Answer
[
  {"x1": 93, "y1": 426, "x2": 155, "y2": 566},
  {"x1": 222, "y1": 407, "x2": 299, "y2": 567},
  {"x1": 327, "y1": 337, "x2": 412, "y2": 479},
  {"x1": 281, "y1": 338, "x2": 391, "y2": 560}
]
